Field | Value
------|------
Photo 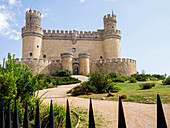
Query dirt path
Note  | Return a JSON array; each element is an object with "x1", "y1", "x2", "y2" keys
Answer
[{"x1": 38, "y1": 75, "x2": 170, "y2": 128}]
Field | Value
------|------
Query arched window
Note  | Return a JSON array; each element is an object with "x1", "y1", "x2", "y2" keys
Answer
[
  {"x1": 30, "y1": 53, "x2": 32, "y2": 57},
  {"x1": 43, "y1": 55, "x2": 46, "y2": 58},
  {"x1": 37, "y1": 45, "x2": 39, "y2": 48}
]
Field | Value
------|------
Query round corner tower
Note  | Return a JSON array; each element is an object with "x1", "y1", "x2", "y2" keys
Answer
[
  {"x1": 103, "y1": 13, "x2": 121, "y2": 59},
  {"x1": 22, "y1": 10, "x2": 43, "y2": 59},
  {"x1": 61, "y1": 53, "x2": 73, "y2": 74},
  {"x1": 79, "y1": 53, "x2": 90, "y2": 76}
]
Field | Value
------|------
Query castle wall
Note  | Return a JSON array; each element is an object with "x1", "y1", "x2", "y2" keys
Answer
[
  {"x1": 20, "y1": 58, "x2": 61, "y2": 75},
  {"x1": 41, "y1": 39, "x2": 103, "y2": 60},
  {"x1": 90, "y1": 58, "x2": 137, "y2": 76}
]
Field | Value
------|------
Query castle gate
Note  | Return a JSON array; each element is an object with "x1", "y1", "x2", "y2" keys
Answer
[{"x1": 72, "y1": 58, "x2": 79, "y2": 75}]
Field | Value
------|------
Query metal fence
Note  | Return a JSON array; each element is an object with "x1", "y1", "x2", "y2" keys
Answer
[{"x1": 0, "y1": 94, "x2": 168, "y2": 128}]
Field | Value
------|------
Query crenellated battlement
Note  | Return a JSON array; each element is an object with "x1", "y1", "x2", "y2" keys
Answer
[
  {"x1": 26, "y1": 10, "x2": 41, "y2": 17},
  {"x1": 103, "y1": 14, "x2": 117, "y2": 22},
  {"x1": 22, "y1": 26, "x2": 43, "y2": 33},
  {"x1": 43, "y1": 29, "x2": 121, "y2": 39},
  {"x1": 91, "y1": 58, "x2": 136, "y2": 64}
]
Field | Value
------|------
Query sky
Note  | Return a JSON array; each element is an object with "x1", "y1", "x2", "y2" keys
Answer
[{"x1": 0, "y1": 0, "x2": 170, "y2": 75}]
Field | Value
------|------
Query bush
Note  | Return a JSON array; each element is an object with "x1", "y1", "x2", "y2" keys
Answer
[
  {"x1": 129, "y1": 77, "x2": 137, "y2": 83},
  {"x1": 70, "y1": 71, "x2": 121, "y2": 96},
  {"x1": 139, "y1": 83, "x2": 155, "y2": 89},
  {"x1": 112, "y1": 76, "x2": 126, "y2": 83},
  {"x1": 162, "y1": 77, "x2": 170, "y2": 85},
  {"x1": 107, "y1": 72, "x2": 118, "y2": 78},
  {"x1": 149, "y1": 77, "x2": 158, "y2": 81},
  {"x1": 52, "y1": 70, "x2": 71, "y2": 77},
  {"x1": 131, "y1": 74, "x2": 151, "y2": 81},
  {"x1": 152, "y1": 74, "x2": 165, "y2": 80}
]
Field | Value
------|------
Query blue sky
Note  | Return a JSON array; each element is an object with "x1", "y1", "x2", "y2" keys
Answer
[{"x1": 0, "y1": 0, "x2": 170, "y2": 75}]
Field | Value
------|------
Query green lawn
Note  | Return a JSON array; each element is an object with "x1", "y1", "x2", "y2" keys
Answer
[{"x1": 78, "y1": 80, "x2": 170, "y2": 104}]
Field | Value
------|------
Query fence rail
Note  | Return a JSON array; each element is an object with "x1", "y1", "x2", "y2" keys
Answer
[{"x1": 0, "y1": 94, "x2": 168, "y2": 128}]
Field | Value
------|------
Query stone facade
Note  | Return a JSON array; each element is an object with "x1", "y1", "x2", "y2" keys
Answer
[{"x1": 19, "y1": 10, "x2": 137, "y2": 76}]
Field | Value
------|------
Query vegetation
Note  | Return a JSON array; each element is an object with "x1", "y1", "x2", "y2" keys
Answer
[
  {"x1": 0, "y1": 53, "x2": 79, "y2": 127},
  {"x1": 69, "y1": 71, "x2": 121, "y2": 96},
  {"x1": 52, "y1": 70, "x2": 71, "y2": 77},
  {"x1": 139, "y1": 83, "x2": 155, "y2": 89},
  {"x1": 78, "y1": 80, "x2": 170, "y2": 104},
  {"x1": 37, "y1": 75, "x2": 81, "y2": 90},
  {"x1": 162, "y1": 76, "x2": 170, "y2": 85},
  {"x1": 131, "y1": 73, "x2": 165, "y2": 81}
]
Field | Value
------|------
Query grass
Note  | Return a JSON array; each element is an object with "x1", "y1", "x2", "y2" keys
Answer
[
  {"x1": 78, "y1": 80, "x2": 170, "y2": 104},
  {"x1": 71, "y1": 107, "x2": 105, "y2": 128}
]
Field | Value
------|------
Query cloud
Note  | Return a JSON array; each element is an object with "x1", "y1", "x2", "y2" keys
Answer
[
  {"x1": 80, "y1": 0, "x2": 85, "y2": 3},
  {"x1": 41, "y1": 8, "x2": 49, "y2": 18},
  {"x1": 0, "y1": 1, "x2": 21, "y2": 40}
]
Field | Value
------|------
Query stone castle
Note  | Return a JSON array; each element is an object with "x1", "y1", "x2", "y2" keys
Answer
[{"x1": 18, "y1": 10, "x2": 137, "y2": 76}]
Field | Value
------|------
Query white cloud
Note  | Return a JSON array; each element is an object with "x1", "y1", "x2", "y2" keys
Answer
[
  {"x1": 0, "y1": 1, "x2": 21, "y2": 40},
  {"x1": 80, "y1": 0, "x2": 85, "y2": 3},
  {"x1": 41, "y1": 8, "x2": 49, "y2": 18}
]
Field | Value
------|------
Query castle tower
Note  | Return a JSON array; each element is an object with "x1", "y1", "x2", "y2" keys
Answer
[
  {"x1": 22, "y1": 10, "x2": 43, "y2": 58},
  {"x1": 61, "y1": 53, "x2": 73, "y2": 74},
  {"x1": 103, "y1": 14, "x2": 121, "y2": 59},
  {"x1": 79, "y1": 53, "x2": 90, "y2": 76}
]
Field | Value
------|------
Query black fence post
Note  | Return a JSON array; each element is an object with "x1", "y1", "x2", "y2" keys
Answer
[
  {"x1": 118, "y1": 97, "x2": 126, "y2": 128},
  {"x1": 66, "y1": 99, "x2": 71, "y2": 128},
  {"x1": 0, "y1": 102, "x2": 5, "y2": 128},
  {"x1": 89, "y1": 98, "x2": 95, "y2": 128},
  {"x1": 157, "y1": 94, "x2": 167, "y2": 128},
  {"x1": 23, "y1": 101, "x2": 29, "y2": 128},
  {"x1": 47, "y1": 100, "x2": 55, "y2": 128},
  {"x1": 5, "y1": 102, "x2": 11, "y2": 128},
  {"x1": 34, "y1": 100, "x2": 41, "y2": 128},
  {"x1": 13, "y1": 101, "x2": 19, "y2": 128}
]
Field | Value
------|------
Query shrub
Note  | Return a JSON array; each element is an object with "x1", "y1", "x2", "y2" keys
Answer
[
  {"x1": 107, "y1": 72, "x2": 118, "y2": 78},
  {"x1": 162, "y1": 77, "x2": 170, "y2": 85},
  {"x1": 152, "y1": 74, "x2": 165, "y2": 80},
  {"x1": 139, "y1": 83, "x2": 155, "y2": 89},
  {"x1": 52, "y1": 70, "x2": 71, "y2": 77},
  {"x1": 70, "y1": 71, "x2": 121, "y2": 96},
  {"x1": 131, "y1": 74, "x2": 151, "y2": 81},
  {"x1": 149, "y1": 76, "x2": 158, "y2": 81},
  {"x1": 112, "y1": 76, "x2": 126, "y2": 83},
  {"x1": 129, "y1": 77, "x2": 137, "y2": 83}
]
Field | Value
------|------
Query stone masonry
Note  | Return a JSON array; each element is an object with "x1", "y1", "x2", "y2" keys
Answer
[{"x1": 18, "y1": 9, "x2": 137, "y2": 76}]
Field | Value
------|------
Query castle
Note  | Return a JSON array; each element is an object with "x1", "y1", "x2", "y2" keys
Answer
[{"x1": 18, "y1": 10, "x2": 137, "y2": 76}]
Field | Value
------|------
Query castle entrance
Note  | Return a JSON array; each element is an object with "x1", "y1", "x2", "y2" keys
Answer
[{"x1": 73, "y1": 63, "x2": 79, "y2": 75}]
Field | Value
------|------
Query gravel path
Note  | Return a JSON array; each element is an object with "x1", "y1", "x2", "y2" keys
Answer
[{"x1": 38, "y1": 75, "x2": 170, "y2": 128}]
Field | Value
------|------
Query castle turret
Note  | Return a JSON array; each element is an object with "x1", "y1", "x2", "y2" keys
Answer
[
  {"x1": 103, "y1": 14, "x2": 121, "y2": 59},
  {"x1": 22, "y1": 10, "x2": 43, "y2": 59},
  {"x1": 79, "y1": 53, "x2": 90, "y2": 76},
  {"x1": 61, "y1": 53, "x2": 73, "y2": 74}
]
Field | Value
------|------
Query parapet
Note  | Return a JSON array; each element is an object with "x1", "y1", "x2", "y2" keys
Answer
[
  {"x1": 78, "y1": 53, "x2": 90, "y2": 58},
  {"x1": 91, "y1": 58, "x2": 136, "y2": 64},
  {"x1": 103, "y1": 14, "x2": 117, "y2": 22},
  {"x1": 26, "y1": 10, "x2": 41, "y2": 17},
  {"x1": 61, "y1": 53, "x2": 73, "y2": 58}
]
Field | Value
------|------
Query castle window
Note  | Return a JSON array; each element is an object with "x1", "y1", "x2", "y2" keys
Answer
[
  {"x1": 37, "y1": 45, "x2": 39, "y2": 48},
  {"x1": 30, "y1": 53, "x2": 32, "y2": 57},
  {"x1": 43, "y1": 55, "x2": 46, "y2": 58},
  {"x1": 72, "y1": 48, "x2": 76, "y2": 52},
  {"x1": 84, "y1": 68, "x2": 86, "y2": 73},
  {"x1": 100, "y1": 56, "x2": 103, "y2": 59},
  {"x1": 112, "y1": 26, "x2": 114, "y2": 29}
]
